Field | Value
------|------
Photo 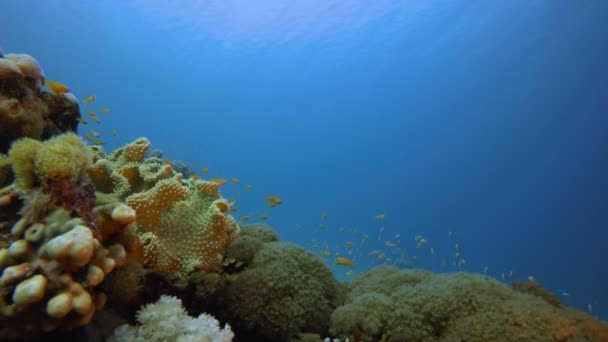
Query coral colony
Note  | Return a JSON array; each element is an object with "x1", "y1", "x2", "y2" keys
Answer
[{"x1": 1, "y1": 51, "x2": 608, "y2": 341}]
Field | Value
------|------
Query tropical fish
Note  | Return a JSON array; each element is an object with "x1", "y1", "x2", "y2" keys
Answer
[
  {"x1": 346, "y1": 271, "x2": 353, "y2": 276},
  {"x1": 334, "y1": 257, "x2": 355, "y2": 267},
  {"x1": 93, "y1": 140, "x2": 105, "y2": 146},
  {"x1": 319, "y1": 224, "x2": 325, "y2": 229},
  {"x1": 89, "y1": 130, "x2": 100, "y2": 137},
  {"x1": 319, "y1": 250, "x2": 331, "y2": 257},
  {"x1": 345, "y1": 241, "x2": 353, "y2": 248},
  {"x1": 266, "y1": 195, "x2": 282, "y2": 208},
  {"x1": 528, "y1": 275, "x2": 536, "y2": 283},
  {"x1": 240, "y1": 215, "x2": 251, "y2": 222},
  {"x1": 211, "y1": 178, "x2": 227, "y2": 186},
  {"x1": 368, "y1": 250, "x2": 380, "y2": 256},
  {"x1": 385, "y1": 241, "x2": 397, "y2": 248},
  {"x1": 259, "y1": 214, "x2": 268, "y2": 221},
  {"x1": 86, "y1": 111, "x2": 96, "y2": 118},
  {"x1": 101, "y1": 108, "x2": 110, "y2": 114},
  {"x1": 201, "y1": 167, "x2": 209, "y2": 174},
  {"x1": 91, "y1": 116, "x2": 101, "y2": 124},
  {"x1": 430, "y1": 247, "x2": 435, "y2": 255},
  {"x1": 245, "y1": 184, "x2": 252, "y2": 190},
  {"x1": 83, "y1": 95, "x2": 96, "y2": 103},
  {"x1": 375, "y1": 213, "x2": 385, "y2": 220},
  {"x1": 45, "y1": 80, "x2": 70, "y2": 93},
  {"x1": 231, "y1": 178, "x2": 239, "y2": 184},
  {"x1": 77, "y1": 117, "x2": 88, "y2": 125}
]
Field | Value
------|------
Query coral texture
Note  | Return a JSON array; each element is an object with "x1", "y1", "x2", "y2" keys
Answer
[
  {"x1": 88, "y1": 138, "x2": 240, "y2": 273},
  {"x1": 330, "y1": 266, "x2": 608, "y2": 342},
  {"x1": 0, "y1": 52, "x2": 79, "y2": 154},
  {"x1": 109, "y1": 295, "x2": 233, "y2": 342},
  {"x1": 217, "y1": 241, "x2": 338, "y2": 341}
]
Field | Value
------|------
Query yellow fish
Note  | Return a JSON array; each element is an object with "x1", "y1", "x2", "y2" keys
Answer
[
  {"x1": 266, "y1": 195, "x2": 282, "y2": 208},
  {"x1": 319, "y1": 224, "x2": 325, "y2": 229},
  {"x1": 259, "y1": 214, "x2": 268, "y2": 221},
  {"x1": 345, "y1": 241, "x2": 353, "y2": 248},
  {"x1": 375, "y1": 213, "x2": 385, "y2": 220},
  {"x1": 77, "y1": 117, "x2": 88, "y2": 125},
  {"x1": 385, "y1": 241, "x2": 397, "y2": 248},
  {"x1": 201, "y1": 167, "x2": 209, "y2": 174},
  {"x1": 211, "y1": 178, "x2": 227, "y2": 186},
  {"x1": 319, "y1": 250, "x2": 331, "y2": 257},
  {"x1": 83, "y1": 95, "x2": 96, "y2": 103},
  {"x1": 101, "y1": 108, "x2": 110, "y2": 114},
  {"x1": 86, "y1": 111, "x2": 96, "y2": 118},
  {"x1": 232, "y1": 178, "x2": 239, "y2": 184},
  {"x1": 368, "y1": 250, "x2": 380, "y2": 256},
  {"x1": 346, "y1": 270, "x2": 353, "y2": 276},
  {"x1": 240, "y1": 215, "x2": 251, "y2": 222},
  {"x1": 91, "y1": 117, "x2": 101, "y2": 124},
  {"x1": 93, "y1": 140, "x2": 105, "y2": 146},
  {"x1": 89, "y1": 130, "x2": 100, "y2": 137},
  {"x1": 45, "y1": 80, "x2": 70, "y2": 93},
  {"x1": 245, "y1": 184, "x2": 252, "y2": 190},
  {"x1": 334, "y1": 257, "x2": 355, "y2": 267}
]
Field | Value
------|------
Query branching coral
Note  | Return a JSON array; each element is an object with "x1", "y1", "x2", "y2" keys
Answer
[{"x1": 109, "y1": 295, "x2": 234, "y2": 342}]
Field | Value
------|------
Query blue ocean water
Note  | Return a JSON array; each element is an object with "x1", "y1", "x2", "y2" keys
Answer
[{"x1": 1, "y1": 0, "x2": 607, "y2": 319}]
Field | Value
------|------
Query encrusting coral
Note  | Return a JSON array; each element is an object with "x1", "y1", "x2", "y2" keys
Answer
[
  {"x1": 0, "y1": 134, "x2": 141, "y2": 338},
  {"x1": 88, "y1": 137, "x2": 240, "y2": 274},
  {"x1": 329, "y1": 266, "x2": 608, "y2": 342},
  {"x1": 0, "y1": 51, "x2": 80, "y2": 154}
]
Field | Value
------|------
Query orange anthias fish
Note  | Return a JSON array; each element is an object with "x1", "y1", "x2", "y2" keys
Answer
[
  {"x1": 232, "y1": 178, "x2": 239, "y2": 184},
  {"x1": 334, "y1": 257, "x2": 355, "y2": 267},
  {"x1": 245, "y1": 184, "x2": 252, "y2": 190},
  {"x1": 101, "y1": 108, "x2": 111, "y2": 114},
  {"x1": 259, "y1": 214, "x2": 268, "y2": 220},
  {"x1": 210, "y1": 178, "x2": 227, "y2": 186},
  {"x1": 266, "y1": 195, "x2": 282, "y2": 208},
  {"x1": 45, "y1": 80, "x2": 70, "y2": 93},
  {"x1": 83, "y1": 95, "x2": 96, "y2": 103},
  {"x1": 201, "y1": 167, "x2": 209, "y2": 174},
  {"x1": 375, "y1": 213, "x2": 385, "y2": 220}
]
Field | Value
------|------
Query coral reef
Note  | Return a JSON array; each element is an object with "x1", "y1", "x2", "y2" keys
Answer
[
  {"x1": 330, "y1": 266, "x2": 608, "y2": 342},
  {"x1": 0, "y1": 51, "x2": 80, "y2": 154},
  {"x1": 0, "y1": 132, "x2": 142, "y2": 338},
  {"x1": 216, "y1": 240, "x2": 339, "y2": 341},
  {"x1": 88, "y1": 138, "x2": 240, "y2": 273},
  {"x1": 109, "y1": 295, "x2": 234, "y2": 342}
]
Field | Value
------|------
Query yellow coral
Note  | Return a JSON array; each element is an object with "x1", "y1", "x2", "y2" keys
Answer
[
  {"x1": 151, "y1": 188, "x2": 239, "y2": 273},
  {"x1": 34, "y1": 132, "x2": 91, "y2": 182},
  {"x1": 126, "y1": 178, "x2": 191, "y2": 231},
  {"x1": 8, "y1": 137, "x2": 42, "y2": 191},
  {"x1": 0, "y1": 153, "x2": 11, "y2": 186}
]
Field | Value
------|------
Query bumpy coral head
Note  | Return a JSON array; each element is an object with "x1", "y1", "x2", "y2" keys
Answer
[
  {"x1": 5, "y1": 53, "x2": 45, "y2": 88},
  {"x1": 34, "y1": 132, "x2": 92, "y2": 183}
]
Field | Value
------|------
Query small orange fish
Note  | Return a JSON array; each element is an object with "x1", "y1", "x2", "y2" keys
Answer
[
  {"x1": 86, "y1": 111, "x2": 96, "y2": 118},
  {"x1": 94, "y1": 140, "x2": 105, "y2": 146},
  {"x1": 201, "y1": 167, "x2": 209, "y2": 174},
  {"x1": 240, "y1": 215, "x2": 251, "y2": 222},
  {"x1": 266, "y1": 195, "x2": 282, "y2": 208},
  {"x1": 334, "y1": 257, "x2": 355, "y2": 267},
  {"x1": 46, "y1": 80, "x2": 70, "y2": 93},
  {"x1": 319, "y1": 250, "x2": 331, "y2": 257},
  {"x1": 83, "y1": 95, "x2": 96, "y2": 103},
  {"x1": 375, "y1": 213, "x2": 385, "y2": 220},
  {"x1": 232, "y1": 178, "x2": 239, "y2": 184},
  {"x1": 211, "y1": 178, "x2": 227, "y2": 186},
  {"x1": 385, "y1": 241, "x2": 398, "y2": 248},
  {"x1": 89, "y1": 130, "x2": 100, "y2": 137},
  {"x1": 91, "y1": 117, "x2": 100, "y2": 124},
  {"x1": 259, "y1": 214, "x2": 268, "y2": 220},
  {"x1": 245, "y1": 184, "x2": 252, "y2": 190},
  {"x1": 101, "y1": 108, "x2": 110, "y2": 114},
  {"x1": 77, "y1": 117, "x2": 88, "y2": 125}
]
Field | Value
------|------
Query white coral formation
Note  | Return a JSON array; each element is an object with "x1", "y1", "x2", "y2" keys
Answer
[
  {"x1": 4, "y1": 53, "x2": 45, "y2": 88},
  {"x1": 110, "y1": 295, "x2": 234, "y2": 342}
]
